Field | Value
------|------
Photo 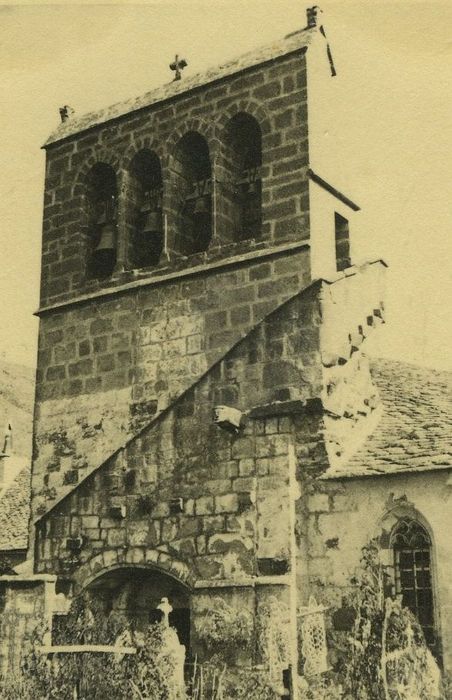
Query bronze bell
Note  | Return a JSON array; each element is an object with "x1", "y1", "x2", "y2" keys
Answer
[
  {"x1": 247, "y1": 180, "x2": 258, "y2": 195},
  {"x1": 142, "y1": 210, "x2": 162, "y2": 236},
  {"x1": 96, "y1": 207, "x2": 107, "y2": 225},
  {"x1": 193, "y1": 195, "x2": 210, "y2": 218},
  {"x1": 94, "y1": 223, "x2": 116, "y2": 253}
]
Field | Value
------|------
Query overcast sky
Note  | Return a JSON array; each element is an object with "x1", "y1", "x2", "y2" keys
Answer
[{"x1": 0, "y1": 1, "x2": 451, "y2": 370}]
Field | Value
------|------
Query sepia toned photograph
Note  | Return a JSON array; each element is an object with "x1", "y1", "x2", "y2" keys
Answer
[{"x1": 0, "y1": 1, "x2": 450, "y2": 697}]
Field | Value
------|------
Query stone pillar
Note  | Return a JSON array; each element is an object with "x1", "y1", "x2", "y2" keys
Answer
[{"x1": 115, "y1": 169, "x2": 132, "y2": 272}]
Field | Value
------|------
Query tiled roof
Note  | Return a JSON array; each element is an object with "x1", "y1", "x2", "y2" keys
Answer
[
  {"x1": 0, "y1": 462, "x2": 30, "y2": 551},
  {"x1": 45, "y1": 27, "x2": 316, "y2": 147},
  {"x1": 325, "y1": 358, "x2": 452, "y2": 479}
]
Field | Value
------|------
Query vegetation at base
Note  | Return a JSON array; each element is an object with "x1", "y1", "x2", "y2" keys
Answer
[{"x1": 0, "y1": 542, "x2": 449, "y2": 699}]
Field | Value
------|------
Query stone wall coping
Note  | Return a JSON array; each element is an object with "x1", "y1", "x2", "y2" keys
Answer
[
  {"x1": 35, "y1": 240, "x2": 310, "y2": 316},
  {"x1": 0, "y1": 574, "x2": 57, "y2": 583},
  {"x1": 249, "y1": 397, "x2": 322, "y2": 419},
  {"x1": 39, "y1": 644, "x2": 136, "y2": 655},
  {"x1": 319, "y1": 259, "x2": 388, "y2": 287},
  {"x1": 194, "y1": 575, "x2": 291, "y2": 589}
]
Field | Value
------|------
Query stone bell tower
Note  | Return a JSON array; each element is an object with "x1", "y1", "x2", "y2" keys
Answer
[
  {"x1": 31, "y1": 9, "x2": 340, "y2": 524},
  {"x1": 28, "y1": 7, "x2": 386, "y2": 690}
]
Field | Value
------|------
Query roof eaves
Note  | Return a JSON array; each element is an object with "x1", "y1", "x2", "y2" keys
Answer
[
  {"x1": 320, "y1": 462, "x2": 452, "y2": 481},
  {"x1": 308, "y1": 169, "x2": 360, "y2": 211}
]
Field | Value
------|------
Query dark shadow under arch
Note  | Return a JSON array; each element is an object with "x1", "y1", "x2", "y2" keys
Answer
[
  {"x1": 129, "y1": 149, "x2": 164, "y2": 268},
  {"x1": 85, "y1": 162, "x2": 118, "y2": 279},
  {"x1": 222, "y1": 112, "x2": 262, "y2": 242},
  {"x1": 172, "y1": 131, "x2": 212, "y2": 256},
  {"x1": 84, "y1": 565, "x2": 191, "y2": 651}
]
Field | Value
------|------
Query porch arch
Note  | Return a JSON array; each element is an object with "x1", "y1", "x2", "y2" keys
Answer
[{"x1": 73, "y1": 546, "x2": 195, "y2": 595}]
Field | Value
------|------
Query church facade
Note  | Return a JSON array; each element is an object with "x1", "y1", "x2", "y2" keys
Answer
[{"x1": 17, "y1": 6, "x2": 452, "y2": 684}]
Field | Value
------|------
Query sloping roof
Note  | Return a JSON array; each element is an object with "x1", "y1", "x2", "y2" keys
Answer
[
  {"x1": 325, "y1": 358, "x2": 452, "y2": 479},
  {"x1": 45, "y1": 26, "x2": 316, "y2": 147},
  {"x1": 0, "y1": 462, "x2": 30, "y2": 550}
]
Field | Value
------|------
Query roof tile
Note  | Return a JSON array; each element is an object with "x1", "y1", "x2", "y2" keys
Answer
[{"x1": 324, "y1": 358, "x2": 452, "y2": 479}]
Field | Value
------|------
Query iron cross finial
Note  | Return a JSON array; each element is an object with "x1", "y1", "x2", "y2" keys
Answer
[{"x1": 170, "y1": 54, "x2": 187, "y2": 81}]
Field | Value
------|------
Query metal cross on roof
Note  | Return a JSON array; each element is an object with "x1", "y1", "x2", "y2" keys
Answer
[{"x1": 170, "y1": 54, "x2": 187, "y2": 81}]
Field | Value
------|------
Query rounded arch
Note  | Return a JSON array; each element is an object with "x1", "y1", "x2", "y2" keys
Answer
[
  {"x1": 216, "y1": 100, "x2": 271, "y2": 138},
  {"x1": 75, "y1": 148, "x2": 122, "y2": 189},
  {"x1": 68, "y1": 552, "x2": 193, "y2": 651},
  {"x1": 122, "y1": 136, "x2": 165, "y2": 172},
  {"x1": 224, "y1": 112, "x2": 262, "y2": 168},
  {"x1": 165, "y1": 116, "x2": 214, "y2": 155},
  {"x1": 73, "y1": 547, "x2": 195, "y2": 595},
  {"x1": 174, "y1": 131, "x2": 211, "y2": 180}
]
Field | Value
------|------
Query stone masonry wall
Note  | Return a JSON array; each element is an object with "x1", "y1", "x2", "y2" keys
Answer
[
  {"x1": 32, "y1": 247, "x2": 310, "y2": 523},
  {"x1": 40, "y1": 51, "x2": 309, "y2": 309},
  {"x1": 33, "y1": 49, "x2": 313, "y2": 527},
  {"x1": 34, "y1": 283, "x2": 326, "y2": 586},
  {"x1": 297, "y1": 470, "x2": 452, "y2": 673}
]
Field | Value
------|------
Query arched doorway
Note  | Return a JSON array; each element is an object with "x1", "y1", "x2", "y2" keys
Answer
[{"x1": 84, "y1": 566, "x2": 191, "y2": 652}]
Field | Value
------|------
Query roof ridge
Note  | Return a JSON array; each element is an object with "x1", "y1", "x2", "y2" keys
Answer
[{"x1": 44, "y1": 26, "x2": 317, "y2": 147}]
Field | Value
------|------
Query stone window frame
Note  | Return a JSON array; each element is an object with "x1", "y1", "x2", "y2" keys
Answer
[{"x1": 377, "y1": 503, "x2": 442, "y2": 659}]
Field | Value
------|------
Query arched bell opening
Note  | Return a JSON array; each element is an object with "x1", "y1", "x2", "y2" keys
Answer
[
  {"x1": 81, "y1": 566, "x2": 191, "y2": 652},
  {"x1": 173, "y1": 131, "x2": 212, "y2": 256},
  {"x1": 224, "y1": 113, "x2": 262, "y2": 242},
  {"x1": 86, "y1": 163, "x2": 118, "y2": 279},
  {"x1": 129, "y1": 150, "x2": 164, "y2": 269}
]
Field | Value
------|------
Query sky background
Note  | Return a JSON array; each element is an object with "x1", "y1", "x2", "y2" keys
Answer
[{"x1": 0, "y1": 0, "x2": 451, "y2": 370}]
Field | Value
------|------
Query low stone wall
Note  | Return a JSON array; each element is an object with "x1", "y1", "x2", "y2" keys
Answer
[{"x1": 0, "y1": 575, "x2": 56, "y2": 675}]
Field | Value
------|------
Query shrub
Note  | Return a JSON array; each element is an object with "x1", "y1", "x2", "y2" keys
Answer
[{"x1": 195, "y1": 596, "x2": 253, "y2": 653}]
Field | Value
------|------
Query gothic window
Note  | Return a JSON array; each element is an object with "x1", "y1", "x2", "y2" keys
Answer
[
  {"x1": 391, "y1": 518, "x2": 436, "y2": 649},
  {"x1": 224, "y1": 113, "x2": 262, "y2": 242},
  {"x1": 86, "y1": 163, "x2": 117, "y2": 279},
  {"x1": 130, "y1": 150, "x2": 163, "y2": 268},
  {"x1": 173, "y1": 131, "x2": 212, "y2": 256},
  {"x1": 334, "y1": 212, "x2": 351, "y2": 272}
]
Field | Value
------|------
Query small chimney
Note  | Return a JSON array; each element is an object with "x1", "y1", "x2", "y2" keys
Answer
[
  {"x1": 0, "y1": 423, "x2": 12, "y2": 487},
  {"x1": 307, "y1": 6, "x2": 322, "y2": 28},
  {"x1": 2, "y1": 423, "x2": 12, "y2": 456},
  {"x1": 59, "y1": 105, "x2": 75, "y2": 123}
]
